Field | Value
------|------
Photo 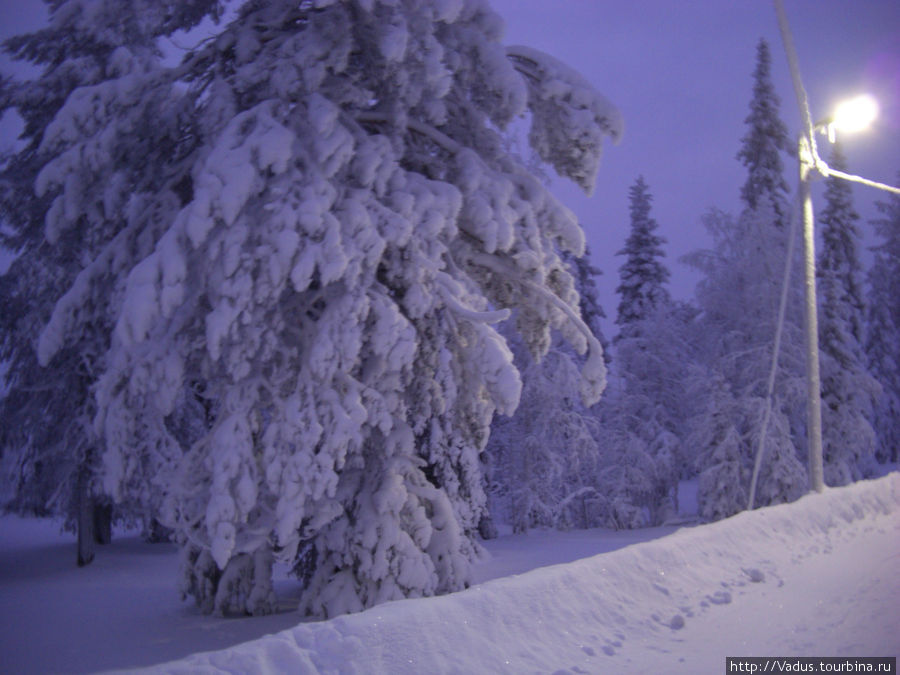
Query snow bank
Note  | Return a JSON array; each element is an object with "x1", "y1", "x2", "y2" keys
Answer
[{"x1": 135, "y1": 473, "x2": 900, "y2": 674}]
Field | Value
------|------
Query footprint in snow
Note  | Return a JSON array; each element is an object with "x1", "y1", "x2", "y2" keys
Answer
[
  {"x1": 743, "y1": 567, "x2": 765, "y2": 583},
  {"x1": 652, "y1": 582, "x2": 670, "y2": 596},
  {"x1": 707, "y1": 590, "x2": 732, "y2": 605}
]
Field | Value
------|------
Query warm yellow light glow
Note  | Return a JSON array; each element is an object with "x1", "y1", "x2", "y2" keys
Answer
[{"x1": 831, "y1": 95, "x2": 879, "y2": 134}]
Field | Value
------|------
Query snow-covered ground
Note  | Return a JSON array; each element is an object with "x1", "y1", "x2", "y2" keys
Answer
[{"x1": 1, "y1": 474, "x2": 898, "y2": 674}]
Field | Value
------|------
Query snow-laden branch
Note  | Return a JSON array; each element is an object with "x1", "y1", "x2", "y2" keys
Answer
[
  {"x1": 506, "y1": 45, "x2": 624, "y2": 141},
  {"x1": 436, "y1": 283, "x2": 511, "y2": 324},
  {"x1": 468, "y1": 252, "x2": 591, "y2": 347},
  {"x1": 506, "y1": 45, "x2": 623, "y2": 196},
  {"x1": 38, "y1": 216, "x2": 143, "y2": 366},
  {"x1": 467, "y1": 251, "x2": 606, "y2": 405},
  {"x1": 355, "y1": 111, "x2": 462, "y2": 154}
]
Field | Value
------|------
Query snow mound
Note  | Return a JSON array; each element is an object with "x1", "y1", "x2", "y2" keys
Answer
[{"x1": 135, "y1": 473, "x2": 900, "y2": 673}]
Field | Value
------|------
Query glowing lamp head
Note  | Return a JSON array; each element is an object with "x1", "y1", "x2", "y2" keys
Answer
[{"x1": 830, "y1": 95, "x2": 879, "y2": 134}]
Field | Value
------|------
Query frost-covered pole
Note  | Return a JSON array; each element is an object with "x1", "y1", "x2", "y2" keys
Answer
[
  {"x1": 775, "y1": 0, "x2": 900, "y2": 494},
  {"x1": 774, "y1": 0, "x2": 824, "y2": 494},
  {"x1": 798, "y1": 135, "x2": 825, "y2": 493}
]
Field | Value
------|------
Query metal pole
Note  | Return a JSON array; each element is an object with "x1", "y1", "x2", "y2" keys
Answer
[{"x1": 798, "y1": 136, "x2": 825, "y2": 493}]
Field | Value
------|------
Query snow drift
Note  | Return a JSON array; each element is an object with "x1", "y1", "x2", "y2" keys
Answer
[{"x1": 136, "y1": 473, "x2": 900, "y2": 674}]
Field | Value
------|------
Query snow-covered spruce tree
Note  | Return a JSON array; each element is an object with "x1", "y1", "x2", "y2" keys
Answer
[
  {"x1": 93, "y1": 0, "x2": 620, "y2": 618},
  {"x1": 816, "y1": 143, "x2": 879, "y2": 484},
  {"x1": 737, "y1": 39, "x2": 791, "y2": 230},
  {"x1": 591, "y1": 389, "x2": 675, "y2": 529},
  {"x1": 686, "y1": 371, "x2": 747, "y2": 522},
  {"x1": 614, "y1": 175, "x2": 670, "y2": 333},
  {"x1": 683, "y1": 207, "x2": 807, "y2": 518},
  {"x1": 597, "y1": 175, "x2": 687, "y2": 526},
  {"x1": 0, "y1": 0, "x2": 223, "y2": 565},
  {"x1": 866, "y1": 181, "x2": 900, "y2": 464},
  {"x1": 683, "y1": 41, "x2": 806, "y2": 518}
]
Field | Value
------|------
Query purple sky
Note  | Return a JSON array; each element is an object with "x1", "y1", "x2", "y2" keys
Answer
[{"x1": 2, "y1": 0, "x2": 899, "y2": 329}]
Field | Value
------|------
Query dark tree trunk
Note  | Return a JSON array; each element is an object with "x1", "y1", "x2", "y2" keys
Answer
[
  {"x1": 477, "y1": 514, "x2": 498, "y2": 540},
  {"x1": 144, "y1": 517, "x2": 173, "y2": 543},
  {"x1": 76, "y1": 469, "x2": 95, "y2": 567},
  {"x1": 93, "y1": 502, "x2": 113, "y2": 545}
]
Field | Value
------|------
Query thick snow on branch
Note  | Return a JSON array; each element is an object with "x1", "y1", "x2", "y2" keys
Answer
[
  {"x1": 469, "y1": 251, "x2": 606, "y2": 406},
  {"x1": 507, "y1": 45, "x2": 623, "y2": 195}
]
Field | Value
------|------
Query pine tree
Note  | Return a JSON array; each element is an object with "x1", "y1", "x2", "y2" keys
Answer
[
  {"x1": 866, "y1": 182, "x2": 900, "y2": 463},
  {"x1": 816, "y1": 143, "x2": 878, "y2": 484},
  {"x1": 736, "y1": 39, "x2": 791, "y2": 228},
  {"x1": 615, "y1": 176, "x2": 670, "y2": 333},
  {"x1": 5, "y1": 0, "x2": 621, "y2": 617},
  {"x1": 0, "y1": 0, "x2": 223, "y2": 565}
]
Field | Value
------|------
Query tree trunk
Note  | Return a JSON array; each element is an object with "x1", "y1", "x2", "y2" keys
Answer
[
  {"x1": 144, "y1": 517, "x2": 173, "y2": 543},
  {"x1": 93, "y1": 502, "x2": 113, "y2": 545},
  {"x1": 76, "y1": 469, "x2": 95, "y2": 567}
]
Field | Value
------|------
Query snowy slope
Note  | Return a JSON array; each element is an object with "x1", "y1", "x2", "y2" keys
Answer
[
  {"x1": 134, "y1": 473, "x2": 900, "y2": 674},
  {"x1": 0, "y1": 496, "x2": 684, "y2": 673}
]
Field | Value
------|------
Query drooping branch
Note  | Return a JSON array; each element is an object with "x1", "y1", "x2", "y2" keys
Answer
[
  {"x1": 466, "y1": 251, "x2": 607, "y2": 410},
  {"x1": 434, "y1": 273, "x2": 511, "y2": 324},
  {"x1": 467, "y1": 251, "x2": 598, "y2": 353},
  {"x1": 506, "y1": 45, "x2": 624, "y2": 145},
  {"x1": 355, "y1": 111, "x2": 462, "y2": 155}
]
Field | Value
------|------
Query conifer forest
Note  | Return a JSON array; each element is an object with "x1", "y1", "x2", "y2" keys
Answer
[{"x1": 0, "y1": 1, "x2": 898, "y2": 671}]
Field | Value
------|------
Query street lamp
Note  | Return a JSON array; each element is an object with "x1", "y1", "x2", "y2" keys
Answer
[
  {"x1": 827, "y1": 95, "x2": 879, "y2": 139},
  {"x1": 799, "y1": 94, "x2": 880, "y2": 494},
  {"x1": 748, "y1": 94, "x2": 888, "y2": 508},
  {"x1": 773, "y1": 0, "x2": 900, "y2": 500}
]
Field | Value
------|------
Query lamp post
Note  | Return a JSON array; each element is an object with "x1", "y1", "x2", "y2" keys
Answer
[
  {"x1": 774, "y1": 0, "x2": 900, "y2": 499},
  {"x1": 797, "y1": 132, "x2": 824, "y2": 492},
  {"x1": 798, "y1": 94, "x2": 883, "y2": 494}
]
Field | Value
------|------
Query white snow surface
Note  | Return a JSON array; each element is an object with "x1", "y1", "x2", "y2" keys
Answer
[{"x1": 2, "y1": 474, "x2": 898, "y2": 674}]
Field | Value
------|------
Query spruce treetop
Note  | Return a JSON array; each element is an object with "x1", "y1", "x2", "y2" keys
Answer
[
  {"x1": 615, "y1": 175, "x2": 670, "y2": 331},
  {"x1": 737, "y1": 39, "x2": 790, "y2": 225}
]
